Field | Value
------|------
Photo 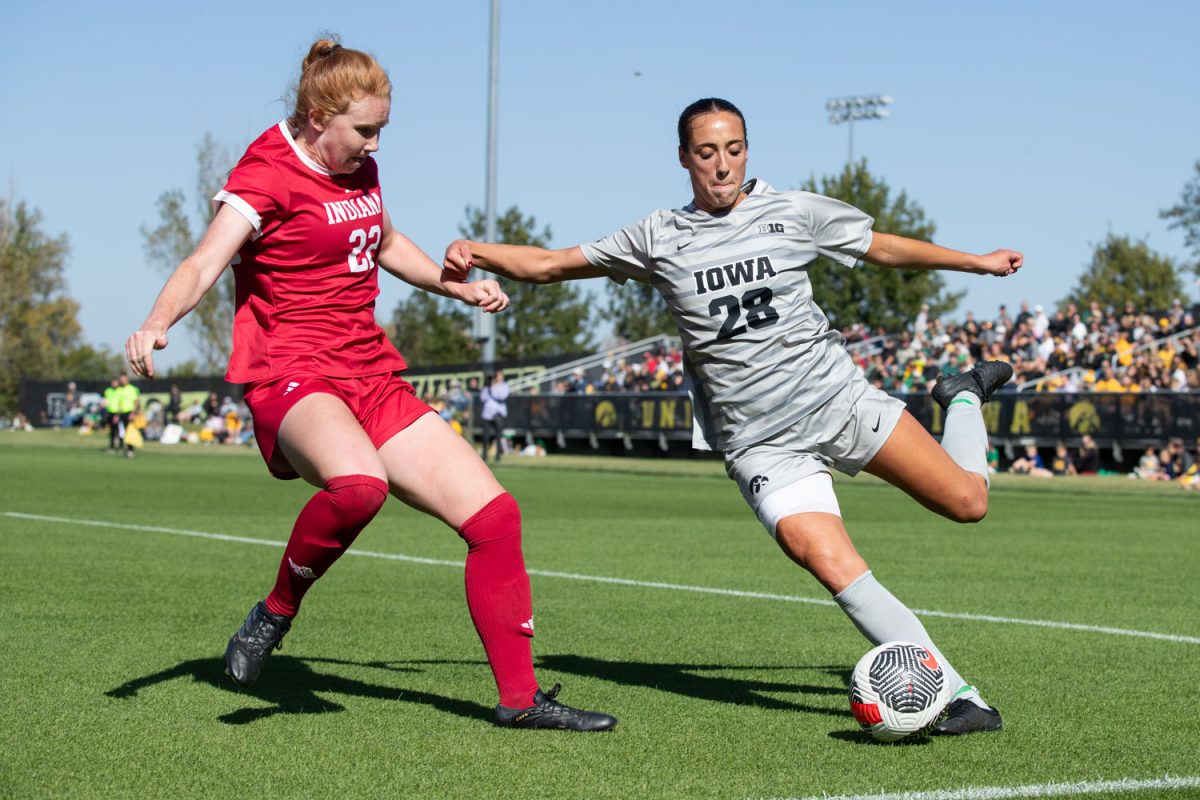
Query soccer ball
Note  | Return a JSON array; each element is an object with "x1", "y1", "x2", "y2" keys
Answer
[{"x1": 848, "y1": 641, "x2": 952, "y2": 742}]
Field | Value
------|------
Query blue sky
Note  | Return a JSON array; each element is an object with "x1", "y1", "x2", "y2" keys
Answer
[{"x1": 5, "y1": 0, "x2": 1198, "y2": 372}]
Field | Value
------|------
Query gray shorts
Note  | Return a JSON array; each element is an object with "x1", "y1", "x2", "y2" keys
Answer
[{"x1": 724, "y1": 376, "x2": 906, "y2": 534}]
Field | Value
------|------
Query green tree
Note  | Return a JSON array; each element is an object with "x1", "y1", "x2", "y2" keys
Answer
[
  {"x1": 388, "y1": 291, "x2": 478, "y2": 366},
  {"x1": 1061, "y1": 232, "x2": 1186, "y2": 312},
  {"x1": 1160, "y1": 160, "x2": 1200, "y2": 276},
  {"x1": 59, "y1": 344, "x2": 127, "y2": 382},
  {"x1": 141, "y1": 133, "x2": 236, "y2": 373},
  {"x1": 800, "y1": 160, "x2": 964, "y2": 331},
  {"x1": 458, "y1": 206, "x2": 595, "y2": 359},
  {"x1": 0, "y1": 200, "x2": 123, "y2": 411},
  {"x1": 602, "y1": 279, "x2": 676, "y2": 343}
]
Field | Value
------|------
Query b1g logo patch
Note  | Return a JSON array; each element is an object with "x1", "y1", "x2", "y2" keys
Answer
[{"x1": 758, "y1": 223, "x2": 785, "y2": 234}]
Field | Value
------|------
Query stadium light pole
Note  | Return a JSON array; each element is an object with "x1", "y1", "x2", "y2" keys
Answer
[
  {"x1": 826, "y1": 95, "x2": 892, "y2": 164},
  {"x1": 475, "y1": 0, "x2": 500, "y2": 370}
]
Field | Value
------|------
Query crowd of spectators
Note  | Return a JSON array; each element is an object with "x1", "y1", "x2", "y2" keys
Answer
[
  {"x1": 530, "y1": 299, "x2": 1198, "y2": 398},
  {"x1": 42, "y1": 380, "x2": 255, "y2": 448},
  {"x1": 849, "y1": 298, "x2": 1199, "y2": 395}
]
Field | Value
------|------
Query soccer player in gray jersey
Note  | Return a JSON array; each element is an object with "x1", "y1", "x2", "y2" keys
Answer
[{"x1": 443, "y1": 97, "x2": 1021, "y2": 736}]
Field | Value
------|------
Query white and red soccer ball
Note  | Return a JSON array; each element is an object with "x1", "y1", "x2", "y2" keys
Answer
[{"x1": 849, "y1": 641, "x2": 953, "y2": 742}]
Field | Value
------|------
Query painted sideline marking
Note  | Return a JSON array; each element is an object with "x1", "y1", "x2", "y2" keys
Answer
[
  {"x1": 758, "y1": 774, "x2": 1200, "y2": 800},
  {"x1": 5, "y1": 511, "x2": 1199, "y2": 646}
]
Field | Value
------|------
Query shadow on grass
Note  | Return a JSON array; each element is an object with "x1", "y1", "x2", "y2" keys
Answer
[
  {"x1": 537, "y1": 654, "x2": 851, "y2": 718},
  {"x1": 105, "y1": 655, "x2": 493, "y2": 725},
  {"x1": 827, "y1": 729, "x2": 935, "y2": 747},
  {"x1": 107, "y1": 654, "x2": 859, "y2": 726}
]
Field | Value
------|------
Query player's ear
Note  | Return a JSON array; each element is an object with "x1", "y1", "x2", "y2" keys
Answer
[
  {"x1": 678, "y1": 145, "x2": 688, "y2": 169},
  {"x1": 307, "y1": 108, "x2": 329, "y2": 133}
]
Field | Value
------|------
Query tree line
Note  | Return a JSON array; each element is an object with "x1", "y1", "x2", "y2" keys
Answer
[{"x1": 5, "y1": 142, "x2": 1200, "y2": 413}]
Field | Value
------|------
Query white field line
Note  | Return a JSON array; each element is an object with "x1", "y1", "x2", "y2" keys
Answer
[
  {"x1": 756, "y1": 773, "x2": 1200, "y2": 800},
  {"x1": 5, "y1": 511, "x2": 1200, "y2": 646}
]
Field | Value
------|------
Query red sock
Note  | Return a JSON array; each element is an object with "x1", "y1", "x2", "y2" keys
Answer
[
  {"x1": 458, "y1": 492, "x2": 539, "y2": 708},
  {"x1": 264, "y1": 475, "x2": 388, "y2": 618}
]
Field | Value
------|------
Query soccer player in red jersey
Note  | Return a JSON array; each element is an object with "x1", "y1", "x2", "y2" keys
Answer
[{"x1": 125, "y1": 38, "x2": 614, "y2": 732}]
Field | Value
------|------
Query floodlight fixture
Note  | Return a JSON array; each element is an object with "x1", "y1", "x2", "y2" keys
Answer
[{"x1": 826, "y1": 94, "x2": 893, "y2": 163}]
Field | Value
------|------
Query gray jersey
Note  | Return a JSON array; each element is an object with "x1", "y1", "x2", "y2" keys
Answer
[{"x1": 581, "y1": 179, "x2": 874, "y2": 450}]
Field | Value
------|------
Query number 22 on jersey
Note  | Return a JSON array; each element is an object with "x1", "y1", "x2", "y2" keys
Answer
[{"x1": 348, "y1": 225, "x2": 381, "y2": 272}]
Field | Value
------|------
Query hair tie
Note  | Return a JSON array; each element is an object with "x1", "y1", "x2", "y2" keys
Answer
[{"x1": 319, "y1": 43, "x2": 342, "y2": 58}]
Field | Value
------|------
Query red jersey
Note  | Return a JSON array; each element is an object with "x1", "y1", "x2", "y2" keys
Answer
[{"x1": 215, "y1": 122, "x2": 407, "y2": 383}]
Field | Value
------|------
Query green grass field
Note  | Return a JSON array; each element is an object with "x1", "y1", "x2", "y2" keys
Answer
[{"x1": 2, "y1": 431, "x2": 1198, "y2": 799}]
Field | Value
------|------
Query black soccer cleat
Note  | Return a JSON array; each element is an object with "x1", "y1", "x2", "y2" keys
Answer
[
  {"x1": 224, "y1": 601, "x2": 292, "y2": 688},
  {"x1": 494, "y1": 683, "x2": 617, "y2": 732},
  {"x1": 932, "y1": 360, "x2": 1013, "y2": 410},
  {"x1": 931, "y1": 698, "x2": 1003, "y2": 736}
]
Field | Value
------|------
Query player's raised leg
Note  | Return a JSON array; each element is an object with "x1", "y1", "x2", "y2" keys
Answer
[
  {"x1": 378, "y1": 413, "x2": 616, "y2": 731},
  {"x1": 225, "y1": 393, "x2": 389, "y2": 688},
  {"x1": 866, "y1": 361, "x2": 1012, "y2": 524}
]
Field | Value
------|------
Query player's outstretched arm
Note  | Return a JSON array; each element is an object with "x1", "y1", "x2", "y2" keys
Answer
[
  {"x1": 377, "y1": 210, "x2": 508, "y2": 313},
  {"x1": 863, "y1": 232, "x2": 1023, "y2": 277},
  {"x1": 443, "y1": 239, "x2": 608, "y2": 284},
  {"x1": 126, "y1": 204, "x2": 253, "y2": 379}
]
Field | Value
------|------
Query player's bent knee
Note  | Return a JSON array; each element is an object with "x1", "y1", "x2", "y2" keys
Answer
[
  {"x1": 457, "y1": 492, "x2": 521, "y2": 546},
  {"x1": 944, "y1": 487, "x2": 988, "y2": 524},
  {"x1": 325, "y1": 474, "x2": 389, "y2": 528}
]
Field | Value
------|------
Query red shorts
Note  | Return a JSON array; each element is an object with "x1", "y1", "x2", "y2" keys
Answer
[{"x1": 243, "y1": 372, "x2": 434, "y2": 480}]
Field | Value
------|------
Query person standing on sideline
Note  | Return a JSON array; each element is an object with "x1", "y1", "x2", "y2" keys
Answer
[
  {"x1": 108, "y1": 373, "x2": 141, "y2": 458},
  {"x1": 480, "y1": 371, "x2": 510, "y2": 463},
  {"x1": 125, "y1": 38, "x2": 613, "y2": 731},
  {"x1": 445, "y1": 97, "x2": 1022, "y2": 736},
  {"x1": 103, "y1": 377, "x2": 121, "y2": 452}
]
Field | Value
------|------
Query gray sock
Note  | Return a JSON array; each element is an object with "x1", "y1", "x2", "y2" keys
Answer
[
  {"x1": 835, "y1": 570, "x2": 987, "y2": 708},
  {"x1": 941, "y1": 391, "x2": 990, "y2": 487}
]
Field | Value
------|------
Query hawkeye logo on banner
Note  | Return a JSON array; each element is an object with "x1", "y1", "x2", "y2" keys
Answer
[{"x1": 595, "y1": 401, "x2": 618, "y2": 427}]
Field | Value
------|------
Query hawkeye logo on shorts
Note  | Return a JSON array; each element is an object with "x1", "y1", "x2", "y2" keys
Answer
[
  {"x1": 758, "y1": 223, "x2": 785, "y2": 234},
  {"x1": 750, "y1": 475, "x2": 770, "y2": 495}
]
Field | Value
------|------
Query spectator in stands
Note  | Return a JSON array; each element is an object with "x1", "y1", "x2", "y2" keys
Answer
[
  {"x1": 1161, "y1": 437, "x2": 1194, "y2": 480},
  {"x1": 480, "y1": 371, "x2": 510, "y2": 464},
  {"x1": 203, "y1": 391, "x2": 221, "y2": 421},
  {"x1": 565, "y1": 368, "x2": 588, "y2": 393},
  {"x1": 166, "y1": 385, "x2": 183, "y2": 425},
  {"x1": 1010, "y1": 444, "x2": 1052, "y2": 478},
  {"x1": 1050, "y1": 442, "x2": 1076, "y2": 476},
  {"x1": 996, "y1": 303, "x2": 1013, "y2": 333},
  {"x1": 1070, "y1": 313, "x2": 1087, "y2": 346},
  {"x1": 60, "y1": 382, "x2": 81, "y2": 428},
  {"x1": 913, "y1": 303, "x2": 929, "y2": 344},
  {"x1": 1032, "y1": 304, "x2": 1050, "y2": 341},
  {"x1": 962, "y1": 310, "x2": 980, "y2": 338},
  {"x1": 1133, "y1": 446, "x2": 1163, "y2": 480},
  {"x1": 1093, "y1": 363, "x2": 1122, "y2": 392},
  {"x1": 1075, "y1": 434, "x2": 1100, "y2": 475},
  {"x1": 1014, "y1": 301, "x2": 1033, "y2": 329}
]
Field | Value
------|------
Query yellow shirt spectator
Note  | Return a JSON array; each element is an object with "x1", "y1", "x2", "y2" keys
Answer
[
  {"x1": 1114, "y1": 336, "x2": 1133, "y2": 367},
  {"x1": 111, "y1": 383, "x2": 141, "y2": 414}
]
